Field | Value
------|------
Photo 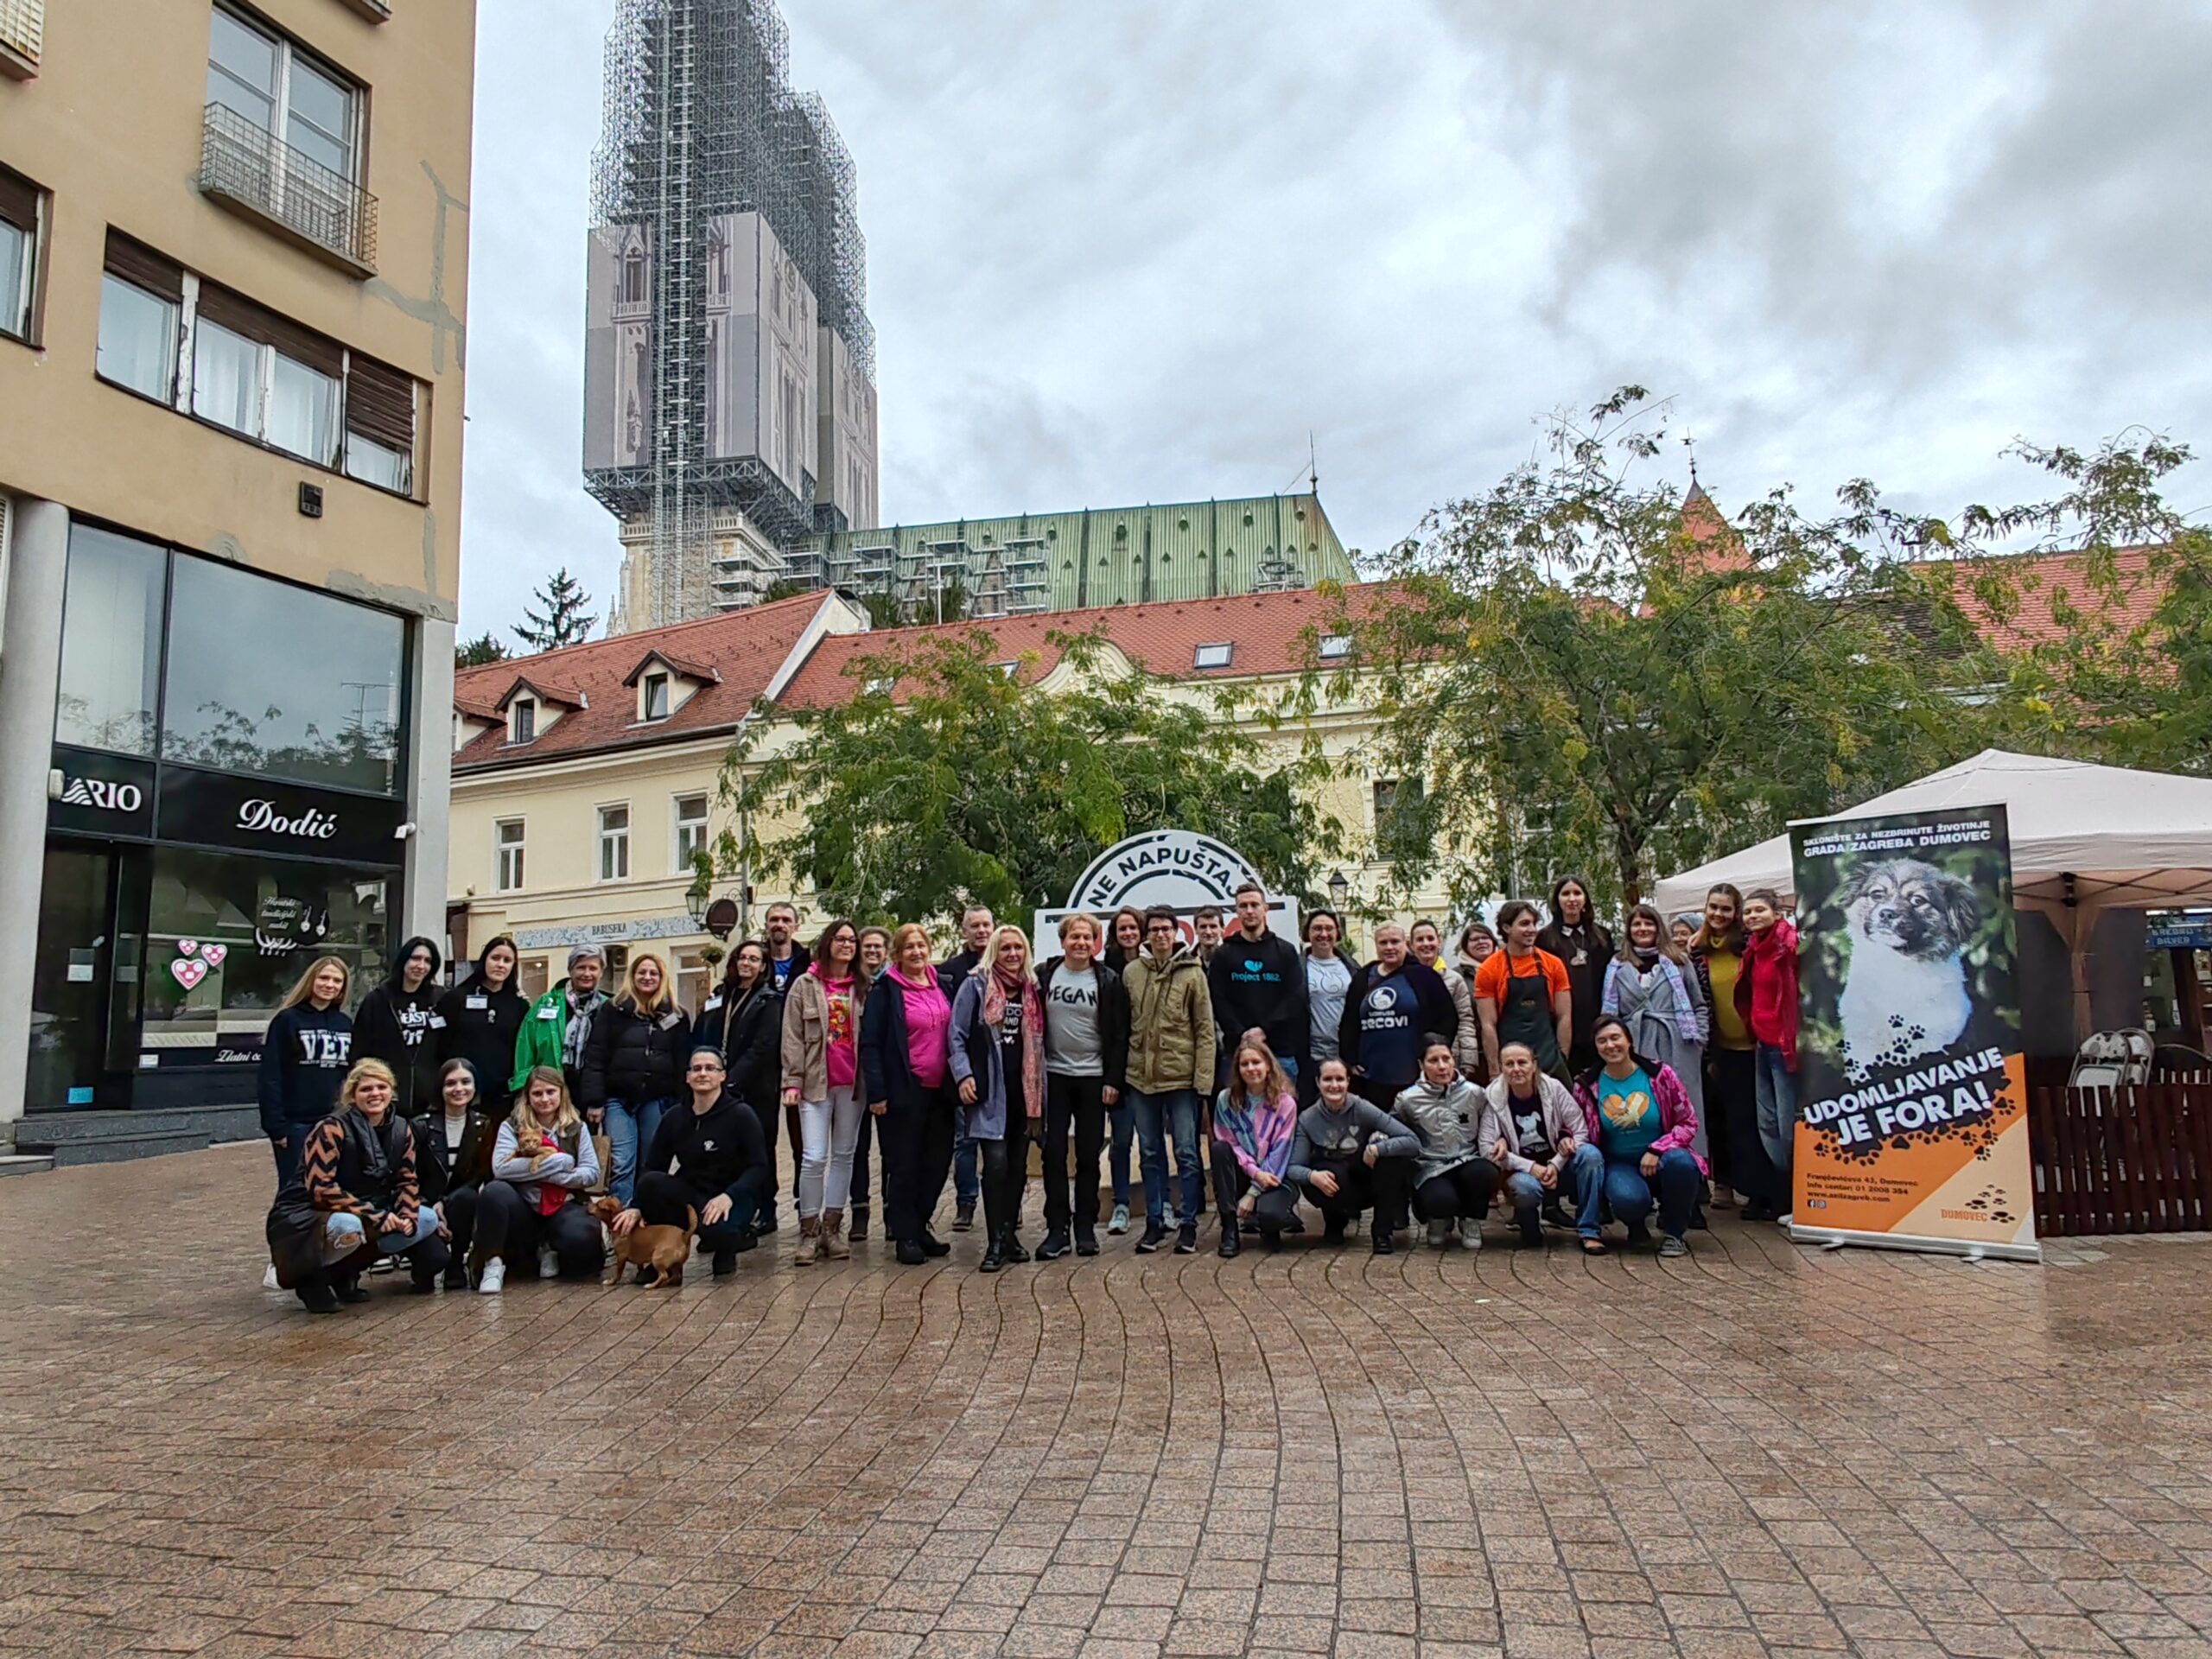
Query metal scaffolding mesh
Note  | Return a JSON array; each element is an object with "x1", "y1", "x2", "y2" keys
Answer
[{"x1": 588, "y1": 0, "x2": 873, "y2": 626}]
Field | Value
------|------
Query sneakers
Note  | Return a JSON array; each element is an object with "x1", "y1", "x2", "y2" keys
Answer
[
  {"x1": 1174, "y1": 1222, "x2": 1198, "y2": 1255},
  {"x1": 1426, "y1": 1218, "x2": 1452, "y2": 1249},
  {"x1": 262, "y1": 1262, "x2": 282, "y2": 1291},
  {"x1": 477, "y1": 1258, "x2": 506, "y2": 1295},
  {"x1": 1541, "y1": 1199, "x2": 1575, "y2": 1231},
  {"x1": 1775, "y1": 1211, "x2": 1795, "y2": 1227},
  {"x1": 1074, "y1": 1230, "x2": 1100, "y2": 1257},
  {"x1": 1038, "y1": 1228, "x2": 1071, "y2": 1261},
  {"x1": 1659, "y1": 1236, "x2": 1689, "y2": 1258},
  {"x1": 537, "y1": 1244, "x2": 558, "y2": 1280},
  {"x1": 1135, "y1": 1222, "x2": 1168, "y2": 1254},
  {"x1": 952, "y1": 1204, "x2": 976, "y2": 1232},
  {"x1": 1459, "y1": 1225, "x2": 1483, "y2": 1253},
  {"x1": 1108, "y1": 1204, "x2": 1130, "y2": 1236},
  {"x1": 896, "y1": 1239, "x2": 926, "y2": 1265},
  {"x1": 1371, "y1": 1230, "x2": 1395, "y2": 1256}
]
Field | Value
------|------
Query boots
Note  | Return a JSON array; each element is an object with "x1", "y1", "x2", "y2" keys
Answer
[
  {"x1": 848, "y1": 1205, "x2": 869, "y2": 1242},
  {"x1": 794, "y1": 1214, "x2": 821, "y2": 1266},
  {"x1": 821, "y1": 1209, "x2": 850, "y2": 1261}
]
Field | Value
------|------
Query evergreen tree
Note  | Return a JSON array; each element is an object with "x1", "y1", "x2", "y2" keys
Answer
[
  {"x1": 454, "y1": 632, "x2": 510, "y2": 669},
  {"x1": 513, "y1": 568, "x2": 595, "y2": 652}
]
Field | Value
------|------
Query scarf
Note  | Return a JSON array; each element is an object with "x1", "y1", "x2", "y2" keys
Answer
[{"x1": 982, "y1": 963, "x2": 1046, "y2": 1120}]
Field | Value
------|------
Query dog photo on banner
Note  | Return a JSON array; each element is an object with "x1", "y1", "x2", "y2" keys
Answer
[{"x1": 1789, "y1": 804, "x2": 2039, "y2": 1260}]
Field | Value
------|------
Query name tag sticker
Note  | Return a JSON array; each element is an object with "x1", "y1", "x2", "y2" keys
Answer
[
  {"x1": 537, "y1": 1006, "x2": 559, "y2": 1020},
  {"x1": 429, "y1": 1015, "x2": 447, "y2": 1029},
  {"x1": 467, "y1": 995, "x2": 488, "y2": 1011}
]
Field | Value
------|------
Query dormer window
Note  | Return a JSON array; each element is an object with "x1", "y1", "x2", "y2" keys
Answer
[
  {"x1": 1319, "y1": 633, "x2": 1352, "y2": 661},
  {"x1": 510, "y1": 697, "x2": 536, "y2": 743},
  {"x1": 641, "y1": 671, "x2": 671, "y2": 721},
  {"x1": 1193, "y1": 641, "x2": 1233, "y2": 670}
]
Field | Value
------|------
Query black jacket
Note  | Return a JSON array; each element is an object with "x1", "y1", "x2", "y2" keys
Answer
[
  {"x1": 1035, "y1": 956, "x2": 1129, "y2": 1090},
  {"x1": 642, "y1": 1086, "x2": 771, "y2": 1204},
  {"x1": 1537, "y1": 918, "x2": 1614, "y2": 1055},
  {"x1": 433, "y1": 976, "x2": 529, "y2": 1113},
  {"x1": 861, "y1": 972, "x2": 943, "y2": 1112},
  {"x1": 699, "y1": 981, "x2": 781, "y2": 1116},
  {"x1": 409, "y1": 1104, "x2": 497, "y2": 1206},
  {"x1": 581, "y1": 998, "x2": 695, "y2": 1109},
  {"x1": 1337, "y1": 959, "x2": 1459, "y2": 1084},
  {"x1": 353, "y1": 980, "x2": 442, "y2": 1117},
  {"x1": 938, "y1": 944, "x2": 983, "y2": 997},
  {"x1": 766, "y1": 942, "x2": 812, "y2": 997},
  {"x1": 1206, "y1": 928, "x2": 1309, "y2": 1065}
]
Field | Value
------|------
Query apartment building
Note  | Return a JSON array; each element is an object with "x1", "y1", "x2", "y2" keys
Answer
[{"x1": 0, "y1": 0, "x2": 477, "y2": 1143}]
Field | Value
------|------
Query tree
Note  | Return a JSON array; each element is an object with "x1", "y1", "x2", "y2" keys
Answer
[
  {"x1": 455, "y1": 632, "x2": 510, "y2": 669},
  {"x1": 721, "y1": 628, "x2": 1338, "y2": 925},
  {"x1": 1329, "y1": 387, "x2": 2005, "y2": 912},
  {"x1": 513, "y1": 568, "x2": 594, "y2": 652}
]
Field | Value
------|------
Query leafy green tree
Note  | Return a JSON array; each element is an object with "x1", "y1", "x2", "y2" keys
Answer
[
  {"x1": 513, "y1": 567, "x2": 594, "y2": 652},
  {"x1": 1331, "y1": 388, "x2": 2003, "y2": 911},
  {"x1": 455, "y1": 632, "x2": 510, "y2": 669},
  {"x1": 721, "y1": 628, "x2": 1337, "y2": 925}
]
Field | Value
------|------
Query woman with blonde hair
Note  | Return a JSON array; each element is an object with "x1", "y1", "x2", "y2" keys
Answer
[
  {"x1": 265, "y1": 1058, "x2": 448, "y2": 1313},
  {"x1": 257, "y1": 954, "x2": 354, "y2": 1186},
  {"x1": 472, "y1": 1065, "x2": 603, "y2": 1293},
  {"x1": 862, "y1": 922, "x2": 957, "y2": 1265},
  {"x1": 582, "y1": 950, "x2": 693, "y2": 1206},
  {"x1": 782, "y1": 918, "x2": 865, "y2": 1262},
  {"x1": 950, "y1": 925, "x2": 1046, "y2": 1271}
]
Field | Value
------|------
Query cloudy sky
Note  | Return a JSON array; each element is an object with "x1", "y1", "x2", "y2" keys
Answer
[{"x1": 458, "y1": 0, "x2": 2212, "y2": 642}]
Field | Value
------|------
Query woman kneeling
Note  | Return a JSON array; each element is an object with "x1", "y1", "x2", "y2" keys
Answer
[
  {"x1": 1573, "y1": 1015, "x2": 1706, "y2": 1256},
  {"x1": 1211, "y1": 1040, "x2": 1299, "y2": 1255},
  {"x1": 266, "y1": 1058, "x2": 448, "y2": 1313},
  {"x1": 473, "y1": 1065, "x2": 605, "y2": 1293},
  {"x1": 1393, "y1": 1039, "x2": 1500, "y2": 1251}
]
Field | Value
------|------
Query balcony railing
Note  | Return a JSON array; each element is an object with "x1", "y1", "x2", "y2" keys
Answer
[
  {"x1": 0, "y1": 0, "x2": 41, "y2": 78},
  {"x1": 198, "y1": 103, "x2": 377, "y2": 275}
]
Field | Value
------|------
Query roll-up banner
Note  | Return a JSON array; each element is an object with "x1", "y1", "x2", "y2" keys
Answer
[{"x1": 1789, "y1": 804, "x2": 2039, "y2": 1261}]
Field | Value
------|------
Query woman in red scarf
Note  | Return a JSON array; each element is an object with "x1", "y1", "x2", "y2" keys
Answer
[
  {"x1": 1733, "y1": 888, "x2": 1800, "y2": 1222},
  {"x1": 949, "y1": 925, "x2": 1046, "y2": 1272}
]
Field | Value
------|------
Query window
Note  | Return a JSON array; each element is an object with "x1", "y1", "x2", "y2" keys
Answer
[
  {"x1": 598, "y1": 805, "x2": 631, "y2": 881},
  {"x1": 343, "y1": 353, "x2": 416, "y2": 496},
  {"x1": 1319, "y1": 633, "x2": 1353, "y2": 661},
  {"x1": 641, "y1": 671, "x2": 670, "y2": 721},
  {"x1": 56, "y1": 525, "x2": 166, "y2": 756},
  {"x1": 509, "y1": 697, "x2": 535, "y2": 743},
  {"x1": 162, "y1": 554, "x2": 404, "y2": 793},
  {"x1": 1373, "y1": 777, "x2": 1427, "y2": 855},
  {"x1": 495, "y1": 819, "x2": 524, "y2": 892},
  {"x1": 0, "y1": 166, "x2": 40, "y2": 344},
  {"x1": 518, "y1": 954, "x2": 550, "y2": 1001},
  {"x1": 674, "y1": 793, "x2": 709, "y2": 868},
  {"x1": 190, "y1": 287, "x2": 342, "y2": 465},
  {"x1": 675, "y1": 949, "x2": 710, "y2": 1016},
  {"x1": 207, "y1": 6, "x2": 358, "y2": 182},
  {"x1": 99, "y1": 274, "x2": 179, "y2": 401},
  {"x1": 1193, "y1": 641, "x2": 1233, "y2": 670}
]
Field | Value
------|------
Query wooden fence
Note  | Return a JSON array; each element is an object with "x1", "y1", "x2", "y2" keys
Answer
[{"x1": 2028, "y1": 1083, "x2": 2212, "y2": 1236}]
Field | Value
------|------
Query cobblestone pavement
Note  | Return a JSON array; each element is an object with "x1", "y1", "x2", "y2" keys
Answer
[{"x1": 3, "y1": 1146, "x2": 2212, "y2": 1659}]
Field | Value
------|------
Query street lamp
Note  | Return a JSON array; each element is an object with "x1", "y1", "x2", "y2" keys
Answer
[{"x1": 1326, "y1": 868, "x2": 1349, "y2": 908}]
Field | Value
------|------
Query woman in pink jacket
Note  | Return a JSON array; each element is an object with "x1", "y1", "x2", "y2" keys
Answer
[{"x1": 1572, "y1": 1014, "x2": 1706, "y2": 1256}]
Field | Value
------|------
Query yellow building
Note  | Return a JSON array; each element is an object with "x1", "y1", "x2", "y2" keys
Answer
[
  {"x1": 448, "y1": 583, "x2": 1440, "y2": 1002},
  {"x1": 0, "y1": 0, "x2": 476, "y2": 1141}
]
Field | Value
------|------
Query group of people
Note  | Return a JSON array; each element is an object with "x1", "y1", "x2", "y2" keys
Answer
[{"x1": 257, "y1": 879, "x2": 1805, "y2": 1313}]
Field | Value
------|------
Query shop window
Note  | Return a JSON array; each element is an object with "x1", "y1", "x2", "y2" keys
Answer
[
  {"x1": 675, "y1": 949, "x2": 709, "y2": 1017},
  {"x1": 495, "y1": 818, "x2": 524, "y2": 892},
  {"x1": 55, "y1": 524, "x2": 165, "y2": 756},
  {"x1": 139, "y1": 847, "x2": 388, "y2": 1065},
  {"x1": 518, "y1": 956, "x2": 551, "y2": 1001},
  {"x1": 598, "y1": 804, "x2": 630, "y2": 881},
  {"x1": 673, "y1": 793, "x2": 708, "y2": 869},
  {"x1": 162, "y1": 553, "x2": 404, "y2": 794}
]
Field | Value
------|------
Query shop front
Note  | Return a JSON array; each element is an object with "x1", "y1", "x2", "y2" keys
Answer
[{"x1": 26, "y1": 521, "x2": 411, "y2": 1114}]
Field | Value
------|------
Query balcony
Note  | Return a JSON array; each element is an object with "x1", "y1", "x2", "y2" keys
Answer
[
  {"x1": 0, "y1": 0, "x2": 41, "y2": 79},
  {"x1": 198, "y1": 103, "x2": 377, "y2": 276},
  {"x1": 334, "y1": 0, "x2": 391, "y2": 19}
]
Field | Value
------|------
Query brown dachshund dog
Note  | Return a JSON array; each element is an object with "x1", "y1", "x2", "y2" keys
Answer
[{"x1": 587, "y1": 1195, "x2": 696, "y2": 1288}]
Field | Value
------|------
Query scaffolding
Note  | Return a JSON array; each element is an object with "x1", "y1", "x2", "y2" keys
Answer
[{"x1": 587, "y1": 0, "x2": 873, "y2": 626}]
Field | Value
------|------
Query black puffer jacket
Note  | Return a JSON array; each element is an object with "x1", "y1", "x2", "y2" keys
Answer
[
  {"x1": 581, "y1": 997, "x2": 695, "y2": 1109},
  {"x1": 700, "y1": 982, "x2": 781, "y2": 1119}
]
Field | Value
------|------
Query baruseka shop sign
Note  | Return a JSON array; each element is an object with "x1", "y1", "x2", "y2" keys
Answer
[{"x1": 156, "y1": 766, "x2": 406, "y2": 865}]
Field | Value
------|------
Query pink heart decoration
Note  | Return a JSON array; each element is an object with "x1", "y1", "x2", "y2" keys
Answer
[
  {"x1": 176, "y1": 939, "x2": 200, "y2": 957},
  {"x1": 169, "y1": 959, "x2": 208, "y2": 991},
  {"x1": 200, "y1": 944, "x2": 228, "y2": 968}
]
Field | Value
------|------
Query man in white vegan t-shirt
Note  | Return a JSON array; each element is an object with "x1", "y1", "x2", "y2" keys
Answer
[{"x1": 1036, "y1": 912, "x2": 1129, "y2": 1261}]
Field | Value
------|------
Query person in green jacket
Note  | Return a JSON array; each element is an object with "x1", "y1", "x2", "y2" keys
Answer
[{"x1": 512, "y1": 944, "x2": 611, "y2": 1109}]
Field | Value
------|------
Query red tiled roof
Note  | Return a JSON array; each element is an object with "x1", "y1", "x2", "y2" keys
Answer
[
  {"x1": 493, "y1": 674, "x2": 586, "y2": 712},
  {"x1": 454, "y1": 695, "x2": 504, "y2": 723},
  {"x1": 621, "y1": 647, "x2": 722, "y2": 687},
  {"x1": 1925, "y1": 545, "x2": 2167, "y2": 653},
  {"x1": 778, "y1": 583, "x2": 1396, "y2": 709},
  {"x1": 452, "y1": 592, "x2": 834, "y2": 770}
]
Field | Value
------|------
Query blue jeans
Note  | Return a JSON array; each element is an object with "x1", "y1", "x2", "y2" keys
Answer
[
  {"x1": 1108, "y1": 1100, "x2": 1134, "y2": 1206},
  {"x1": 321, "y1": 1206, "x2": 442, "y2": 1264},
  {"x1": 1578, "y1": 1147, "x2": 1700, "y2": 1240},
  {"x1": 1505, "y1": 1143, "x2": 1602, "y2": 1230},
  {"x1": 603, "y1": 1096, "x2": 671, "y2": 1207},
  {"x1": 1753, "y1": 1044, "x2": 1798, "y2": 1181},
  {"x1": 952, "y1": 1109, "x2": 981, "y2": 1208},
  {"x1": 1130, "y1": 1087, "x2": 1202, "y2": 1227}
]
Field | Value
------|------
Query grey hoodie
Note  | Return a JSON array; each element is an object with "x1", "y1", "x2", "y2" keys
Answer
[
  {"x1": 1389, "y1": 1076, "x2": 1488, "y2": 1185},
  {"x1": 1287, "y1": 1097, "x2": 1420, "y2": 1186}
]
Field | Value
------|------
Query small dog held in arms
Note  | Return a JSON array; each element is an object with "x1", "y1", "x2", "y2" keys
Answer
[
  {"x1": 587, "y1": 1195, "x2": 696, "y2": 1288},
  {"x1": 1837, "y1": 857, "x2": 1982, "y2": 1077}
]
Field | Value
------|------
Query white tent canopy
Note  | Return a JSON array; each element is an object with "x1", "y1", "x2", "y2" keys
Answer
[
  {"x1": 1652, "y1": 750, "x2": 2212, "y2": 1037},
  {"x1": 1652, "y1": 749, "x2": 2212, "y2": 915}
]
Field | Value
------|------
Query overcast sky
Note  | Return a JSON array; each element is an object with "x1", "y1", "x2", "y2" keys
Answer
[{"x1": 458, "y1": 0, "x2": 2212, "y2": 642}]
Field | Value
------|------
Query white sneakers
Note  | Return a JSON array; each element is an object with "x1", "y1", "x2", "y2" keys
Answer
[
  {"x1": 262, "y1": 1263, "x2": 280, "y2": 1290},
  {"x1": 1427, "y1": 1218, "x2": 1452, "y2": 1248},
  {"x1": 477, "y1": 1259, "x2": 506, "y2": 1294},
  {"x1": 1108, "y1": 1204, "x2": 1130, "y2": 1235},
  {"x1": 537, "y1": 1245, "x2": 559, "y2": 1280},
  {"x1": 1459, "y1": 1227, "x2": 1482, "y2": 1252}
]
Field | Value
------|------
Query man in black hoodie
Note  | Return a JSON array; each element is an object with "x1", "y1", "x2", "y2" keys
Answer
[
  {"x1": 353, "y1": 937, "x2": 443, "y2": 1117},
  {"x1": 612, "y1": 1046, "x2": 772, "y2": 1277},
  {"x1": 1207, "y1": 883, "x2": 1309, "y2": 1084}
]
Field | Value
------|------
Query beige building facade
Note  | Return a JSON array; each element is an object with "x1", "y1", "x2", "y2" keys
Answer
[
  {"x1": 447, "y1": 584, "x2": 1451, "y2": 1003},
  {"x1": 0, "y1": 0, "x2": 476, "y2": 1138}
]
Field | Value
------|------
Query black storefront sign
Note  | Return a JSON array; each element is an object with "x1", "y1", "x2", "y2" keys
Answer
[
  {"x1": 49, "y1": 746, "x2": 157, "y2": 838},
  {"x1": 155, "y1": 765, "x2": 407, "y2": 867}
]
